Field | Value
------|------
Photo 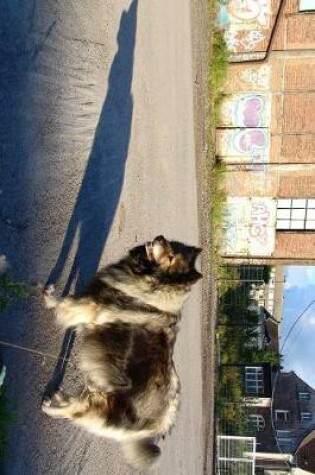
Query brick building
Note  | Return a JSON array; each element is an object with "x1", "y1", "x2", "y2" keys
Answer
[
  {"x1": 217, "y1": 0, "x2": 315, "y2": 265},
  {"x1": 247, "y1": 371, "x2": 315, "y2": 461}
]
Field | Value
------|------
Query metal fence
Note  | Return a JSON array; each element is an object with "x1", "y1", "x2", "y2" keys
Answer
[
  {"x1": 216, "y1": 436, "x2": 256, "y2": 475},
  {"x1": 215, "y1": 265, "x2": 270, "y2": 474}
]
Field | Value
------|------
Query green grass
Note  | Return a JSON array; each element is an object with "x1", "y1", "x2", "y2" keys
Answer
[
  {"x1": 208, "y1": 32, "x2": 230, "y2": 131},
  {"x1": 0, "y1": 274, "x2": 27, "y2": 311},
  {"x1": 206, "y1": 6, "x2": 230, "y2": 284}
]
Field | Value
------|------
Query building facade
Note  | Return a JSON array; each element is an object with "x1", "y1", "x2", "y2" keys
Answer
[
  {"x1": 217, "y1": 0, "x2": 315, "y2": 265},
  {"x1": 248, "y1": 371, "x2": 315, "y2": 455}
]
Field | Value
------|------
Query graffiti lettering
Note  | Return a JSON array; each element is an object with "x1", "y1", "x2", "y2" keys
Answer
[
  {"x1": 221, "y1": 198, "x2": 276, "y2": 256},
  {"x1": 250, "y1": 202, "x2": 270, "y2": 244},
  {"x1": 240, "y1": 66, "x2": 270, "y2": 88}
]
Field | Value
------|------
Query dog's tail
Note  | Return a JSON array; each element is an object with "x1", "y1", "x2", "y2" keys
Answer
[{"x1": 122, "y1": 438, "x2": 161, "y2": 470}]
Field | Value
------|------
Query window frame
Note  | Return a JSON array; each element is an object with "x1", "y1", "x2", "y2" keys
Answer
[
  {"x1": 275, "y1": 409, "x2": 290, "y2": 422},
  {"x1": 276, "y1": 199, "x2": 315, "y2": 231},
  {"x1": 245, "y1": 366, "x2": 264, "y2": 395},
  {"x1": 301, "y1": 412, "x2": 312, "y2": 422},
  {"x1": 299, "y1": 392, "x2": 311, "y2": 401},
  {"x1": 247, "y1": 414, "x2": 265, "y2": 432},
  {"x1": 299, "y1": 0, "x2": 315, "y2": 12}
]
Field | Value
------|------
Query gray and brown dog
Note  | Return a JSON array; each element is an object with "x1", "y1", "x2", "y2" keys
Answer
[{"x1": 42, "y1": 236, "x2": 202, "y2": 469}]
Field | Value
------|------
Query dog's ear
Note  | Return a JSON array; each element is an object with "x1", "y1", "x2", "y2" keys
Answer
[
  {"x1": 188, "y1": 246, "x2": 202, "y2": 266},
  {"x1": 186, "y1": 269, "x2": 203, "y2": 283},
  {"x1": 128, "y1": 245, "x2": 154, "y2": 274},
  {"x1": 192, "y1": 246, "x2": 202, "y2": 260}
]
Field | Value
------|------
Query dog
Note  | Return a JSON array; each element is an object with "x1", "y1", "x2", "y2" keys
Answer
[{"x1": 41, "y1": 235, "x2": 202, "y2": 469}]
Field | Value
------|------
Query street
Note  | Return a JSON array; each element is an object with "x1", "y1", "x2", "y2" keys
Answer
[{"x1": 0, "y1": 1, "x2": 211, "y2": 474}]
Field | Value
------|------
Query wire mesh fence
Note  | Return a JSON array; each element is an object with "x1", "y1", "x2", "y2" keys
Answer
[{"x1": 215, "y1": 265, "x2": 276, "y2": 474}]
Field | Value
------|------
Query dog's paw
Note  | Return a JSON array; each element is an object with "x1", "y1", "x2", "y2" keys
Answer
[
  {"x1": 41, "y1": 396, "x2": 52, "y2": 408},
  {"x1": 42, "y1": 390, "x2": 68, "y2": 409},
  {"x1": 43, "y1": 286, "x2": 58, "y2": 309},
  {"x1": 43, "y1": 284, "x2": 55, "y2": 296}
]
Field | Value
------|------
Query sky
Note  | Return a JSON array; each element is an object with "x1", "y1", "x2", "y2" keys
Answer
[{"x1": 281, "y1": 266, "x2": 315, "y2": 389}]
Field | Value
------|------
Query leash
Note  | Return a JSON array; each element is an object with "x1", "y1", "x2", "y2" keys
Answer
[{"x1": 0, "y1": 339, "x2": 73, "y2": 367}]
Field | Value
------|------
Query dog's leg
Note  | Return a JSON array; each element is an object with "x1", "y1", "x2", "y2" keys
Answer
[
  {"x1": 41, "y1": 390, "x2": 88, "y2": 419},
  {"x1": 155, "y1": 367, "x2": 181, "y2": 438},
  {"x1": 43, "y1": 286, "x2": 98, "y2": 329},
  {"x1": 43, "y1": 285, "x2": 59, "y2": 309}
]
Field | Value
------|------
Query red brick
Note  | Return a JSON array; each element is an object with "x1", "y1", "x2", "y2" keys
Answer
[{"x1": 275, "y1": 233, "x2": 315, "y2": 258}]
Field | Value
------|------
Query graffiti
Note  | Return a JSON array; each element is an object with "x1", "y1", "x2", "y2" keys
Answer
[
  {"x1": 235, "y1": 129, "x2": 267, "y2": 153},
  {"x1": 222, "y1": 197, "x2": 276, "y2": 256},
  {"x1": 217, "y1": 0, "x2": 271, "y2": 53},
  {"x1": 220, "y1": 94, "x2": 271, "y2": 128},
  {"x1": 217, "y1": 128, "x2": 269, "y2": 163},
  {"x1": 217, "y1": 0, "x2": 271, "y2": 29},
  {"x1": 241, "y1": 30, "x2": 265, "y2": 49},
  {"x1": 251, "y1": 201, "x2": 271, "y2": 244},
  {"x1": 240, "y1": 66, "x2": 270, "y2": 89},
  {"x1": 224, "y1": 30, "x2": 265, "y2": 52}
]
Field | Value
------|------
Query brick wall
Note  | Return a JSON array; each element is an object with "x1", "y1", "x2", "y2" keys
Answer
[
  {"x1": 278, "y1": 173, "x2": 315, "y2": 198},
  {"x1": 275, "y1": 232, "x2": 315, "y2": 258},
  {"x1": 220, "y1": 0, "x2": 315, "y2": 262}
]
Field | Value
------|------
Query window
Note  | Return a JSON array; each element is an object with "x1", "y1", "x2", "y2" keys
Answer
[
  {"x1": 299, "y1": 392, "x2": 311, "y2": 401},
  {"x1": 299, "y1": 0, "x2": 315, "y2": 12},
  {"x1": 276, "y1": 199, "x2": 315, "y2": 230},
  {"x1": 276, "y1": 431, "x2": 293, "y2": 451},
  {"x1": 275, "y1": 410, "x2": 290, "y2": 422},
  {"x1": 247, "y1": 414, "x2": 265, "y2": 432},
  {"x1": 277, "y1": 437, "x2": 293, "y2": 452},
  {"x1": 245, "y1": 367, "x2": 264, "y2": 395},
  {"x1": 301, "y1": 412, "x2": 312, "y2": 421},
  {"x1": 276, "y1": 430, "x2": 291, "y2": 438}
]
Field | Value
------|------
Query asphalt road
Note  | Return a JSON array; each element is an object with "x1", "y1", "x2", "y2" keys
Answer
[{"x1": 0, "y1": 1, "x2": 206, "y2": 474}]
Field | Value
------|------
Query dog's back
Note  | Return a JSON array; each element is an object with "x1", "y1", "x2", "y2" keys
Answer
[{"x1": 81, "y1": 323, "x2": 175, "y2": 426}]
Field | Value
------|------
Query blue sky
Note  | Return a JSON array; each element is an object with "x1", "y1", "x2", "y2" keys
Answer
[{"x1": 281, "y1": 266, "x2": 315, "y2": 389}]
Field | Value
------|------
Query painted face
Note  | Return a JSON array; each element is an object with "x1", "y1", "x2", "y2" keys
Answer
[{"x1": 227, "y1": 0, "x2": 261, "y2": 21}]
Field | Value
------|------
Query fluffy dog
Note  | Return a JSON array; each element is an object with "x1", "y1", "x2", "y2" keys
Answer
[{"x1": 42, "y1": 236, "x2": 202, "y2": 469}]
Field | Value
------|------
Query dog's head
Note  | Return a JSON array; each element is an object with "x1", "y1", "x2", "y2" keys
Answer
[{"x1": 129, "y1": 235, "x2": 202, "y2": 285}]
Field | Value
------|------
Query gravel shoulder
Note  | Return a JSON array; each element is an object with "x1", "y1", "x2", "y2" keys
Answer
[{"x1": 190, "y1": 1, "x2": 217, "y2": 473}]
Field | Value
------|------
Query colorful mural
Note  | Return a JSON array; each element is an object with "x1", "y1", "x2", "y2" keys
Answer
[
  {"x1": 217, "y1": 127, "x2": 269, "y2": 163},
  {"x1": 219, "y1": 94, "x2": 271, "y2": 127},
  {"x1": 217, "y1": 0, "x2": 272, "y2": 53},
  {"x1": 217, "y1": 0, "x2": 271, "y2": 29},
  {"x1": 222, "y1": 197, "x2": 276, "y2": 256}
]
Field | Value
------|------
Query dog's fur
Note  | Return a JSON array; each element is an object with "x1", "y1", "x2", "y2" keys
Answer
[{"x1": 42, "y1": 236, "x2": 202, "y2": 469}]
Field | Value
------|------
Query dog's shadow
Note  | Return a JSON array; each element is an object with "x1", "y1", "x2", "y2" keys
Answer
[{"x1": 44, "y1": 0, "x2": 138, "y2": 397}]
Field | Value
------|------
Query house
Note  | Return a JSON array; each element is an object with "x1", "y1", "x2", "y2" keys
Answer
[{"x1": 243, "y1": 371, "x2": 315, "y2": 473}]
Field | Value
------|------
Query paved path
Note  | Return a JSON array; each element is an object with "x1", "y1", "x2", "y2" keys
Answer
[{"x1": 0, "y1": 1, "x2": 207, "y2": 474}]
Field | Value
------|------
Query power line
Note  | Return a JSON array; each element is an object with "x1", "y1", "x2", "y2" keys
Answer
[{"x1": 280, "y1": 299, "x2": 315, "y2": 353}]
